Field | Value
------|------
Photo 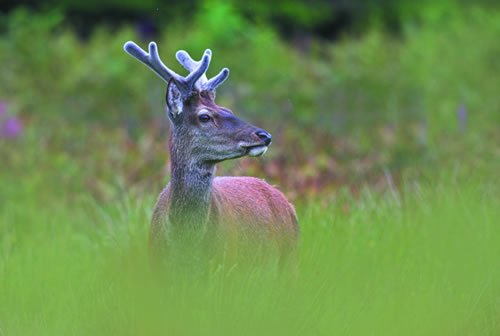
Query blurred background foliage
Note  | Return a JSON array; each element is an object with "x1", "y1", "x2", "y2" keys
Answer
[{"x1": 0, "y1": 0, "x2": 499, "y2": 203}]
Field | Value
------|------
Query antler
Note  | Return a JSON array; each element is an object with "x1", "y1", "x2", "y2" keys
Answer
[
  {"x1": 123, "y1": 41, "x2": 229, "y2": 95},
  {"x1": 176, "y1": 50, "x2": 229, "y2": 91}
]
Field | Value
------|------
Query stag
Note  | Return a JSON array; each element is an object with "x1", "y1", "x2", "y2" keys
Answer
[{"x1": 124, "y1": 41, "x2": 298, "y2": 266}]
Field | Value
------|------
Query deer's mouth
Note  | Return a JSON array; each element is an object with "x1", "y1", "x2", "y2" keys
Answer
[{"x1": 241, "y1": 144, "x2": 268, "y2": 157}]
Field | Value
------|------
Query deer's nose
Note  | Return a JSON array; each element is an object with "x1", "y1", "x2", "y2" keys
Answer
[{"x1": 255, "y1": 130, "x2": 272, "y2": 146}]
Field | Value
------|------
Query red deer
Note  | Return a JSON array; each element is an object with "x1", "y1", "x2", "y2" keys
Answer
[{"x1": 124, "y1": 41, "x2": 298, "y2": 267}]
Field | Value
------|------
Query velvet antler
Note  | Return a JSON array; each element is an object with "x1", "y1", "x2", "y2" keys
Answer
[
  {"x1": 176, "y1": 50, "x2": 229, "y2": 91},
  {"x1": 123, "y1": 41, "x2": 229, "y2": 96}
]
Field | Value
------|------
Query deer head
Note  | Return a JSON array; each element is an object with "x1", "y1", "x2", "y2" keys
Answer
[{"x1": 123, "y1": 41, "x2": 272, "y2": 164}]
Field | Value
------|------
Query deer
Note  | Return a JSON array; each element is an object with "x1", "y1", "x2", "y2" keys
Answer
[{"x1": 123, "y1": 41, "x2": 298, "y2": 268}]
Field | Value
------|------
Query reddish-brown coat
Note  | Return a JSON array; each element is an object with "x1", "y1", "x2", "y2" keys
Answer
[{"x1": 150, "y1": 176, "x2": 298, "y2": 260}]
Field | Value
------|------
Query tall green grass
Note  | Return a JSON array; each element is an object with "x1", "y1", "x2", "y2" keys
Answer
[{"x1": 1, "y1": 179, "x2": 498, "y2": 335}]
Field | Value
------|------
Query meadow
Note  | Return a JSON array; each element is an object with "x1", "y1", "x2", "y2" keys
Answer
[
  {"x1": 0, "y1": 175, "x2": 498, "y2": 335},
  {"x1": 1, "y1": 3, "x2": 499, "y2": 335}
]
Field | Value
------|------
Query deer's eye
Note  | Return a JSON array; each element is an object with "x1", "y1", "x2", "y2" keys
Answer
[{"x1": 198, "y1": 114, "x2": 211, "y2": 123}]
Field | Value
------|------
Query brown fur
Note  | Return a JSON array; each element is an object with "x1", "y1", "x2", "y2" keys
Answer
[{"x1": 151, "y1": 177, "x2": 298, "y2": 256}]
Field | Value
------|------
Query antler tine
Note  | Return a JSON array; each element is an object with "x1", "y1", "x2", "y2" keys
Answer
[
  {"x1": 176, "y1": 50, "x2": 205, "y2": 71},
  {"x1": 204, "y1": 68, "x2": 230, "y2": 91},
  {"x1": 176, "y1": 49, "x2": 230, "y2": 91},
  {"x1": 124, "y1": 41, "x2": 183, "y2": 86}
]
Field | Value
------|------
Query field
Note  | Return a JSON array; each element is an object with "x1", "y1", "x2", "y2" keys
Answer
[
  {"x1": 1, "y1": 3, "x2": 500, "y2": 335},
  {"x1": 1, "y1": 170, "x2": 498, "y2": 335}
]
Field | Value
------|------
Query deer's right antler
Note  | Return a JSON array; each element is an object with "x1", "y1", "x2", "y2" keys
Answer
[
  {"x1": 176, "y1": 50, "x2": 229, "y2": 92},
  {"x1": 123, "y1": 41, "x2": 229, "y2": 96}
]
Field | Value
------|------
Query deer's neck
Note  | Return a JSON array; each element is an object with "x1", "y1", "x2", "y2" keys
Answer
[{"x1": 168, "y1": 135, "x2": 215, "y2": 231}]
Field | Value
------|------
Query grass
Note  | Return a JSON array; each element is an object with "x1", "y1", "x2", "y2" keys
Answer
[{"x1": 0, "y1": 176, "x2": 498, "y2": 335}]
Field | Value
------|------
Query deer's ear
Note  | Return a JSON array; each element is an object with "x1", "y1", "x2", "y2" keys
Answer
[{"x1": 166, "y1": 79, "x2": 184, "y2": 117}]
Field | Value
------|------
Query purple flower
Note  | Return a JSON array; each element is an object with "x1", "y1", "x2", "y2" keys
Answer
[
  {"x1": 2, "y1": 117, "x2": 23, "y2": 138},
  {"x1": 0, "y1": 102, "x2": 23, "y2": 139}
]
